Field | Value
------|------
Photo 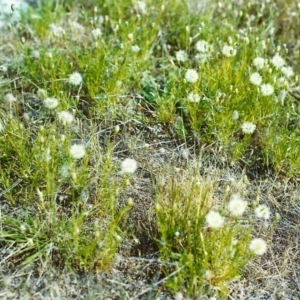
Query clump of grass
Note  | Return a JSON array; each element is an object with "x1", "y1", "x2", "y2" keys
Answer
[{"x1": 155, "y1": 166, "x2": 276, "y2": 298}]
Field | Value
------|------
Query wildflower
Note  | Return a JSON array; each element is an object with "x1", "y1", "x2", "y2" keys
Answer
[
  {"x1": 68, "y1": 72, "x2": 83, "y2": 86},
  {"x1": 205, "y1": 211, "x2": 225, "y2": 228},
  {"x1": 195, "y1": 40, "x2": 210, "y2": 53},
  {"x1": 49, "y1": 24, "x2": 65, "y2": 37},
  {"x1": 91, "y1": 28, "x2": 102, "y2": 39},
  {"x1": 249, "y1": 238, "x2": 267, "y2": 255},
  {"x1": 228, "y1": 194, "x2": 247, "y2": 216},
  {"x1": 253, "y1": 57, "x2": 265, "y2": 70},
  {"x1": 270, "y1": 54, "x2": 285, "y2": 69},
  {"x1": 175, "y1": 50, "x2": 188, "y2": 62},
  {"x1": 281, "y1": 66, "x2": 294, "y2": 78},
  {"x1": 57, "y1": 111, "x2": 75, "y2": 125},
  {"x1": 43, "y1": 97, "x2": 59, "y2": 109},
  {"x1": 255, "y1": 204, "x2": 271, "y2": 220},
  {"x1": 241, "y1": 122, "x2": 256, "y2": 134},
  {"x1": 4, "y1": 93, "x2": 17, "y2": 104},
  {"x1": 222, "y1": 44, "x2": 236, "y2": 57},
  {"x1": 249, "y1": 72, "x2": 262, "y2": 85},
  {"x1": 135, "y1": 1, "x2": 147, "y2": 15},
  {"x1": 59, "y1": 164, "x2": 71, "y2": 178},
  {"x1": 121, "y1": 158, "x2": 137, "y2": 174},
  {"x1": 185, "y1": 69, "x2": 199, "y2": 83},
  {"x1": 260, "y1": 83, "x2": 274, "y2": 96},
  {"x1": 187, "y1": 92, "x2": 200, "y2": 103},
  {"x1": 232, "y1": 110, "x2": 239, "y2": 120},
  {"x1": 131, "y1": 45, "x2": 140, "y2": 52},
  {"x1": 70, "y1": 144, "x2": 86, "y2": 159},
  {"x1": 31, "y1": 50, "x2": 40, "y2": 59}
]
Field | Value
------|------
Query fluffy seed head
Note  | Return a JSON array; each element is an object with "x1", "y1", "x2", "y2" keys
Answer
[
  {"x1": 57, "y1": 111, "x2": 75, "y2": 125},
  {"x1": 249, "y1": 238, "x2": 267, "y2": 255},
  {"x1": 70, "y1": 144, "x2": 86, "y2": 159},
  {"x1": 69, "y1": 72, "x2": 83, "y2": 86},
  {"x1": 250, "y1": 72, "x2": 262, "y2": 85},
  {"x1": 185, "y1": 69, "x2": 199, "y2": 83},
  {"x1": 270, "y1": 54, "x2": 285, "y2": 69},
  {"x1": 260, "y1": 83, "x2": 274, "y2": 96},
  {"x1": 43, "y1": 97, "x2": 59, "y2": 109},
  {"x1": 175, "y1": 50, "x2": 188, "y2": 62},
  {"x1": 222, "y1": 44, "x2": 236, "y2": 57},
  {"x1": 241, "y1": 122, "x2": 256, "y2": 134},
  {"x1": 195, "y1": 40, "x2": 210, "y2": 53},
  {"x1": 205, "y1": 211, "x2": 225, "y2": 228},
  {"x1": 121, "y1": 158, "x2": 137, "y2": 174},
  {"x1": 253, "y1": 57, "x2": 265, "y2": 70},
  {"x1": 187, "y1": 92, "x2": 200, "y2": 103},
  {"x1": 255, "y1": 204, "x2": 271, "y2": 220},
  {"x1": 228, "y1": 194, "x2": 247, "y2": 216}
]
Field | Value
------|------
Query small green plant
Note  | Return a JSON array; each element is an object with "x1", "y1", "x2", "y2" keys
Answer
[{"x1": 155, "y1": 167, "x2": 272, "y2": 298}]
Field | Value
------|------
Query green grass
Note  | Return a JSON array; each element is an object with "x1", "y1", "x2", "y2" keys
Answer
[{"x1": 0, "y1": 0, "x2": 299, "y2": 298}]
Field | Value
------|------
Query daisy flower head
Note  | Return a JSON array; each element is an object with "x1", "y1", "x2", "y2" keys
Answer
[
  {"x1": 222, "y1": 44, "x2": 237, "y2": 57},
  {"x1": 121, "y1": 158, "x2": 137, "y2": 174},
  {"x1": 270, "y1": 54, "x2": 285, "y2": 69},
  {"x1": 228, "y1": 194, "x2": 247, "y2": 216},
  {"x1": 185, "y1": 69, "x2": 199, "y2": 83},
  {"x1": 70, "y1": 144, "x2": 86, "y2": 159},
  {"x1": 91, "y1": 28, "x2": 102, "y2": 39},
  {"x1": 241, "y1": 122, "x2": 256, "y2": 134},
  {"x1": 57, "y1": 111, "x2": 75, "y2": 125},
  {"x1": 68, "y1": 72, "x2": 83, "y2": 86},
  {"x1": 43, "y1": 97, "x2": 59, "y2": 109},
  {"x1": 187, "y1": 92, "x2": 200, "y2": 103},
  {"x1": 205, "y1": 211, "x2": 225, "y2": 229},
  {"x1": 195, "y1": 40, "x2": 210, "y2": 53},
  {"x1": 253, "y1": 57, "x2": 265, "y2": 70},
  {"x1": 260, "y1": 83, "x2": 274, "y2": 96},
  {"x1": 250, "y1": 72, "x2": 262, "y2": 86},
  {"x1": 175, "y1": 50, "x2": 188, "y2": 62},
  {"x1": 249, "y1": 238, "x2": 267, "y2": 255},
  {"x1": 255, "y1": 204, "x2": 271, "y2": 220}
]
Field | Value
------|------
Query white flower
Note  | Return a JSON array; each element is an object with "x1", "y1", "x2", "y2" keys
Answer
[
  {"x1": 253, "y1": 57, "x2": 265, "y2": 70},
  {"x1": 91, "y1": 28, "x2": 102, "y2": 39},
  {"x1": 70, "y1": 144, "x2": 86, "y2": 159},
  {"x1": 121, "y1": 158, "x2": 137, "y2": 174},
  {"x1": 185, "y1": 69, "x2": 199, "y2": 83},
  {"x1": 43, "y1": 97, "x2": 59, "y2": 109},
  {"x1": 187, "y1": 92, "x2": 200, "y2": 103},
  {"x1": 205, "y1": 211, "x2": 225, "y2": 228},
  {"x1": 232, "y1": 110, "x2": 239, "y2": 120},
  {"x1": 249, "y1": 238, "x2": 267, "y2": 255},
  {"x1": 4, "y1": 93, "x2": 17, "y2": 103},
  {"x1": 260, "y1": 83, "x2": 274, "y2": 96},
  {"x1": 228, "y1": 194, "x2": 247, "y2": 216},
  {"x1": 131, "y1": 45, "x2": 140, "y2": 53},
  {"x1": 281, "y1": 66, "x2": 294, "y2": 78},
  {"x1": 68, "y1": 72, "x2": 83, "y2": 86},
  {"x1": 250, "y1": 72, "x2": 262, "y2": 86},
  {"x1": 49, "y1": 24, "x2": 65, "y2": 37},
  {"x1": 175, "y1": 50, "x2": 188, "y2": 62},
  {"x1": 255, "y1": 204, "x2": 271, "y2": 220},
  {"x1": 222, "y1": 44, "x2": 236, "y2": 57},
  {"x1": 241, "y1": 122, "x2": 256, "y2": 134},
  {"x1": 59, "y1": 164, "x2": 71, "y2": 178},
  {"x1": 195, "y1": 40, "x2": 210, "y2": 53},
  {"x1": 135, "y1": 1, "x2": 147, "y2": 15},
  {"x1": 195, "y1": 52, "x2": 211, "y2": 64},
  {"x1": 270, "y1": 54, "x2": 285, "y2": 69},
  {"x1": 57, "y1": 111, "x2": 75, "y2": 125}
]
